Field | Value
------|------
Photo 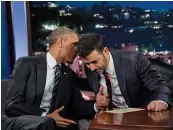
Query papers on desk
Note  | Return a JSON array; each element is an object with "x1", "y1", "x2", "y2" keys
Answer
[{"x1": 106, "y1": 108, "x2": 145, "y2": 114}]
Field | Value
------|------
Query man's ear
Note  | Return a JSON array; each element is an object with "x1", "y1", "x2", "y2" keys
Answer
[
  {"x1": 56, "y1": 37, "x2": 63, "y2": 48},
  {"x1": 103, "y1": 47, "x2": 109, "y2": 55}
]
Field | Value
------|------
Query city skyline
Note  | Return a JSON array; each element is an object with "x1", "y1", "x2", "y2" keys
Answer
[
  {"x1": 56, "y1": 1, "x2": 173, "y2": 11},
  {"x1": 30, "y1": 1, "x2": 173, "y2": 53},
  {"x1": 29, "y1": 1, "x2": 173, "y2": 64}
]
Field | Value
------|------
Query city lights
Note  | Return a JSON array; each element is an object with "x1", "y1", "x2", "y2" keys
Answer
[
  {"x1": 80, "y1": 26, "x2": 83, "y2": 31},
  {"x1": 153, "y1": 25, "x2": 160, "y2": 29},
  {"x1": 48, "y1": 2, "x2": 57, "y2": 8},
  {"x1": 30, "y1": 1, "x2": 173, "y2": 65},
  {"x1": 111, "y1": 25, "x2": 123, "y2": 28},
  {"x1": 42, "y1": 24, "x2": 57, "y2": 30},
  {"x1": 95, "y1": 24, "x2": 107, "y2": 28},
  {"x1": 145, "y1": 10, "x2": 151, "y2": 12},
  {"x1": 93, "y1": 14, "x2": 104, "y2": 19},
  {"x1": 168, "y1": 25, "x2": 173, "y2": 28},
  {"x1": 129, "y1": 29, "x2": 134, "y2": 33}
]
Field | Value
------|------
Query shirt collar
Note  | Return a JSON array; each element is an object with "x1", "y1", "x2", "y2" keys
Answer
[
  {"x1": 106, "y1": 52, "x2": 115, "y2": 75},
  {"x1": 46, "y1": 52, "x2": 60, "y2": 69}
]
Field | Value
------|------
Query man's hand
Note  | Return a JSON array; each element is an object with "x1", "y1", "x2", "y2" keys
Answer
[
  {"x1": 46, "y1": 106, "x2": 76, "y2": 128},
  {"x1": 147, "y1": 100, "x2": 168, "y2": 111},
  {"x1": 96, "y1": 86, "x2": 109, "y2": 110}
]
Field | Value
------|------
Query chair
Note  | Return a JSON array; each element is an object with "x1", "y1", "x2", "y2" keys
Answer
[{"x1": 1, "y1": 80, "x2": 8, "y2": 114}]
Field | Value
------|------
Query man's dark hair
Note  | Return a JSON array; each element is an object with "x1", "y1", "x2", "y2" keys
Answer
[{"x1": 77, "y1": 33, "x2": 105, "y2": 58}]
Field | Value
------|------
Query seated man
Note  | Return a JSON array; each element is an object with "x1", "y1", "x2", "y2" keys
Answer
[
  {"x1": 2, "y1": 28, "x2": 108, "y2": 130},
  {"x1": 76, "y1": 33, "x2": 173, "y2": 129}
]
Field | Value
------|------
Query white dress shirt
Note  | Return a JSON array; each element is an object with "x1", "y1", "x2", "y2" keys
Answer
[
  {"x1": 40, "y1": 52, "x2": 61, "y2": 116},
  {"x1": 99, "y1": 52, "x2": 128, "y2": 108}
]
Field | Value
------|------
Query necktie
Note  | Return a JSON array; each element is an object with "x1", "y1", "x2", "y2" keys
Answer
[
  {"x1": 49, "y1": 64, "x2": 61, "y2": 113},
  {"x1": 103, "y1": 71, "x2": 113, "y2": 110}
]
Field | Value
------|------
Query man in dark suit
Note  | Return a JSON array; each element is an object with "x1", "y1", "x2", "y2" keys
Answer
[
  {"x1": 77, "y1": 33, "x2": 173, "y2": 111},
  {"x1": 2, "y1": 28, "x2": 108, "y2": 130},
  {"x1": 76, "y1": 33, "x2": 173, "y2": 130}
]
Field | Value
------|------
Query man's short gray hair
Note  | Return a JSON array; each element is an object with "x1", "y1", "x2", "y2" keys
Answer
[{"x1": 48, "y1": 27, "x2": 75, "y2": 46}]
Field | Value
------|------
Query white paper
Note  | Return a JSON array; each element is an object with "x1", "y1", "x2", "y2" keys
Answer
[{"x1": 106, "y1": 108, "x2": 144, "y2": 114}]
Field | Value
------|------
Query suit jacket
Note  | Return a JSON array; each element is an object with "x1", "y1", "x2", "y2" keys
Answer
[
  {"x1": 85, "y1": 49, "x2": 173, "y2": 107},
  {"x1": 4, "y1": 55, "x2": 95, "y2": 120}
]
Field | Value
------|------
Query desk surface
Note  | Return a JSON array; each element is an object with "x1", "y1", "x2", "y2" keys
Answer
[{"x1": 89, "y1": 108, "x2": 173, "y2": 130}]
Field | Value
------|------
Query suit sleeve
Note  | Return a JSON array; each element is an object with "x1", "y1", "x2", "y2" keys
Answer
[
  {"x1": 71, "y1": 73, "x2": 96, "y2": 119},
  {"x1": 169, "y1": 79, "x2": 173, "y2": 92},
  {"x1": 5, "y1": 58, "x2": 44, "y2": 117},
  {"x1": 135, "y1": 53, "x2": 173, "y2": 106}
]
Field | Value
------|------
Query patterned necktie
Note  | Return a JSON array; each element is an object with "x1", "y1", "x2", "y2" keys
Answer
[
  {"x1": 49, "y1": 64, "x2": 61, "y2": 113},
  {"x1": 103, "y1": 71, "x2": 113, "y2": 110}
]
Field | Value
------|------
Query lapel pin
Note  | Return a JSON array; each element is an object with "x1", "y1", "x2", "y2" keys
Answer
[{"x1": 64, "y1": 72, "x2": 67, "y2": 75}]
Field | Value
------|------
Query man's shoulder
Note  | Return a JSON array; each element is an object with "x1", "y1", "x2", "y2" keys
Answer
[
  {"x1": 110, "y1": 49, "x2": 143, "y2": 59},
  {"x1": 16, "y1": 55, "x2": 45, "y2": 65},
  {"x1": 110, "y1": 49, "x2": 141, "y2": 55}
]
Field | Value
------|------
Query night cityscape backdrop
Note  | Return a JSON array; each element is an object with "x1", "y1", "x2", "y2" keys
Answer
[{"x1": 29, "y1": 1, "x2": 173, "y2": 64}]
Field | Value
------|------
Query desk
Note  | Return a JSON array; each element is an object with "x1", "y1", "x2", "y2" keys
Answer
[{"x1": 89, "y1": 108, "x2": 173, "y2": 130}]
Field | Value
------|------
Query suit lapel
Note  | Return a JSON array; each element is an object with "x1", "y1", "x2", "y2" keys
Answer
[
  {"x1": 55, "y1": 64, "x2": 73, "y2": 108},
  {"x1": 58, "y1": 64, "x2": 72, "y2": 85},
  {"x1": 110, "y1": 50, "x2": 131, "y2": 107},
  {"x1": 36, "y1": 55, "x2": 47, "y2": 107}
]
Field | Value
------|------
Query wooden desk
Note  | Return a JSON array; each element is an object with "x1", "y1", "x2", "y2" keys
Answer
[{"x1": 89, "y1": 108, "x2": 173, "y2": 130}]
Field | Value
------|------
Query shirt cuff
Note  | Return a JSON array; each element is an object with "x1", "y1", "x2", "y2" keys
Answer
[
  {"x1": 94, "y1": 103, "x2": 99, "y2": 113},
  {"x1": 41, "y1": 111, "x2": 47, "y2": 116}
]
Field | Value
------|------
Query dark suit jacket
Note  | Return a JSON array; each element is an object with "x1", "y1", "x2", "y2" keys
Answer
[
  {"x1": 4, "y1": 55, "x2": 95, "y2": 123},
  {"x1": 85, "y1": 49, "x2": 173, "y2": 107}
]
